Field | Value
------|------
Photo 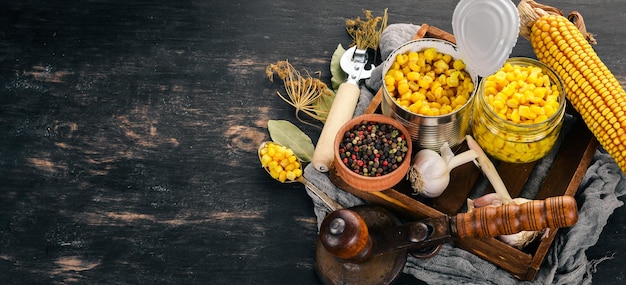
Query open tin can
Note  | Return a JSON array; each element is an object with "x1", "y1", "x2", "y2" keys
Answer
[{"x1": 380, "y1": 38, "x2": 478, "y2": 151}]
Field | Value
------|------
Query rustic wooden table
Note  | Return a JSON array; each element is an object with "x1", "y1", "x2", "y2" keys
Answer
[{"x1": 1, "y1": 0, "x2": 624, "y2": 284}]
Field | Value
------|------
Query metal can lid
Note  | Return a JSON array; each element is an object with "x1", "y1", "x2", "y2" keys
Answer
[{"x1": 452, "y1": 0, "x2": 520, "y2": 77}]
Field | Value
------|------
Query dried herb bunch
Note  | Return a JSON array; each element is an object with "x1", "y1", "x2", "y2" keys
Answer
[
  {"x1": 345, "y1": 8, "x2": 388, "y2": 50},
  {"x1": 265, "y1": 60, "x2": 335, "y2": 128}
]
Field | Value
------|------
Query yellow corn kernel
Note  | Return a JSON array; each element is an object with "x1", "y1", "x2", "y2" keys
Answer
[
  {"x1": 392, "y1": 69, "x2": 404, "y2": 82},
  {"x1": 285, "y1": 171, "x2": 296, "y2": 181},
  {"x1": 259, "y1": 147, "x2": 268, "y2": 155},
  {"x1": 453, "y1": 59, "x2": 466, "y2": 70},
  {"x1": 284, "y1": 162, "x2": 295, "y2": 172},
  {"x1": 530, "y1": 105, "x2": 545, "y2": 116},
  {"x1": 274, "y1": 165, "x2": 284, "y2": 174},
  {"x1": 429, "y1": 101, "x2": 442, "y2": 109},
  {"x1": 384, "y1": 75, "x2": 395, "y2": 86},
  {"x1": 278, "y1": 171, "x2": 287, "y2": 182},
  {"x1": 437, "y1": 92, "x2": 450, "y2": 105},
  {"x1": 442, "y1": 53, "x2": 452, "y2": 63},
  {"x1": 506, "y1": 97, "x2": 519, "y2": 109},
  {"x1": 398, "y1": 99, "x2": 410, "y2": 108},
  {"x1": 267, "y1": 160, "x2": 278, "y2": 169},
  {"x1": 493, "y1": 71, "x2": 508, "y2": 86},
  {"x1": 400, "y1": 91, "x2": 412, "y2": 102},
  {"x1": 275, "y1": 151, "x2": 286, "y2": 162},
  {"x1": 384, "y1": 47, "x2": 474, "y2": 116},
  {"x1": 429, "y1": 108, "x2": 440, "y2": 116},
  {"x1": 534, "y1": 114, "x2": 549, "y2": 124},
  {"x1": 402, "y1": 66, "x2": 411, "y2": 75},
  {"x1": 533, "y1": 86, "x2": 548, "y2": 98},
  {"x1": 440, "y1": 105, "x2": 453, "y2": 115},
  {"x1": 270, "y1": 168, "x2": 280, "y2": 179},
  {"x1": 453, "y1": 95, "x2": 467, "y2": 107},
  {"x1": 261, "y1": 154, "x2": 272, "y2": 167},
  {"x1": 434, "y1": 59, "x2": 449, "y2": 74},
  {"x1": 280, "y1": 158, "x2": 290, "y2": 168},
  {"x1": 406, "y1": 71, "x2": 420, "y2": 82},
  {"x1": 491, "y1": 98, "x2": 506, "y2": 112},
  {"x1": 447, "y1": 71, "x2": 460, "y2": 87},
  {"x1": 410, "y1": 92, "x2": 425, "y2": 103},
  {"x1": 396, "y1": 53, "x2": 409, "y2": 66},
  {"x1": 424, "y1": 48, "x2": 437, "y2": 62},
  {"x1": 463, "y1": 78, "x2": 474, "y2": 91},
  {"x1": 267, "y1": 146, "x2": 276, "y2": 157},
  {"x1": 391, "y1": 62, "x2": 400, "y2": 71},
  {"x1": 518, "y1": 105, "x2": 537, "y2": 120},
  {"x1": 397, "y1": 80, "x2": 410, "y2": 95},
  {"x1": 408, "y1": 101, "x2": 422, "y2": 113},
  {"x1": 418, "y1": 75, "x2": 433, "y2": 89}
]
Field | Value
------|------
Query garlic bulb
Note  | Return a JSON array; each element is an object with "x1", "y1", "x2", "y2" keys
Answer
[{"x1": 407, "y1": 142, "x2": 477, "y2": 198}]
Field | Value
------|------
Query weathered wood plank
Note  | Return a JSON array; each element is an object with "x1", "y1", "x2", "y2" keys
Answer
[{"x1": 0, "y1": 0, "x2": 624, "y2": 284}]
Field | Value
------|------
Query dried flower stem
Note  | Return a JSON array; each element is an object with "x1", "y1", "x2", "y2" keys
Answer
[
  {"x1": 345, "y1": 8, "x2": 388, "y2": 51},
  {"x1": 265, "y1": 60, "x2": 334, "y2": 129}
]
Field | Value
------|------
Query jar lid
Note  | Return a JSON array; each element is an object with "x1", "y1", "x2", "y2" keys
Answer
[{"x1": 452, "y1": 0, "x2": 520, "y2": 77}]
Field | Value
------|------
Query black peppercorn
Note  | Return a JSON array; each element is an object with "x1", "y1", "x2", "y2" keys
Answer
[{"x1": 338, "y1": 120, "x2": 408, "y2": 176}]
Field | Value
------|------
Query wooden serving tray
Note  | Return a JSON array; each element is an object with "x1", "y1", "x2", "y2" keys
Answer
[{"x1": 329, "y1": 24, "x2": 599, "y2": 281}]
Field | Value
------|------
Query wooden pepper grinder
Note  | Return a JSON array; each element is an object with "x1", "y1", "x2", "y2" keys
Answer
[{"x1": 315, "y1": 196, "x2": 578, "y2": 285}]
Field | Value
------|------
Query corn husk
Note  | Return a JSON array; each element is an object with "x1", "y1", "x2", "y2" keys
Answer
[{"x1": 518, "y1": 0, "x2": 596, "y2": 44}]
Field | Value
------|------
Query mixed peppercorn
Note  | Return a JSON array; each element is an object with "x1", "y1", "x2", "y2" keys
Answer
[{"x1": 338, "y1": 120, "x2": 409, "y2": 176}]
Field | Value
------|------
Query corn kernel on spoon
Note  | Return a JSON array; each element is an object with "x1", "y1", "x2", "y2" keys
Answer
[{"x1": 258, "y1": 141, "x2": 343, "y2": 211}]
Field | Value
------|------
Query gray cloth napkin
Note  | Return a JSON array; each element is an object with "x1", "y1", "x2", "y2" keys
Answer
[{"x1": 303, "y1": 23, "x2": 626, "y2": 284}]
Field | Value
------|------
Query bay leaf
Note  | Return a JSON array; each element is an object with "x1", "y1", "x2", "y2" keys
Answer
[
  {"x1": 330, "y1": 43, "x2": 347, "y2": 91},
  {"x1": 314, "y1": 91, "x2": 334, "y2": 123},
  {"x1": 268, "y1": 120, "x2": 315, "y2": 162}
]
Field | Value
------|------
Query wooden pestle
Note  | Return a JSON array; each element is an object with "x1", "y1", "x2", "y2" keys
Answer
[{"x1": 453, "y1": 196, "x2": 578, "y2": 238}]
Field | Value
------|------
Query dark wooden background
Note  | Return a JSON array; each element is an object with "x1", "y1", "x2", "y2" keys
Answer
[{"x1": 1, "y1": 0, "x2": 624, "y2": 284}]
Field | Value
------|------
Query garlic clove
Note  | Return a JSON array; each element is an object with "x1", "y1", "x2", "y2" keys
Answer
[
  {"x1": 498, "y1": 230, "x2": 543, "y2": 250},
  {"x1": 440, "y1": 142, "x2": 455, "y2": 165},
  {"x1": 471, "y1": 192, "x2": 503, "y2": 208}
]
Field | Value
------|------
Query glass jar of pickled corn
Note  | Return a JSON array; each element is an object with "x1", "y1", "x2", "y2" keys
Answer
[{"x1": 471, "y1": 58, "x2": 566, "y2": 163}]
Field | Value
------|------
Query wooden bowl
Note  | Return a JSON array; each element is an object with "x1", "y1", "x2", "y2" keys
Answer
[{"x1": 333, "y1": 114, "x2": 413, "y2": 192}]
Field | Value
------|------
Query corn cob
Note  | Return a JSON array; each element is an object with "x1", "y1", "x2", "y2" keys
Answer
[{"x1": 529, "y1": 15, "x2": 626, "y2": 173}]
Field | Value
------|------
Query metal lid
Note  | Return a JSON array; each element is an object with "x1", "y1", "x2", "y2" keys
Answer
[{"x1": 452, "y1": 0, "x2": 520, "y2": 77}]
